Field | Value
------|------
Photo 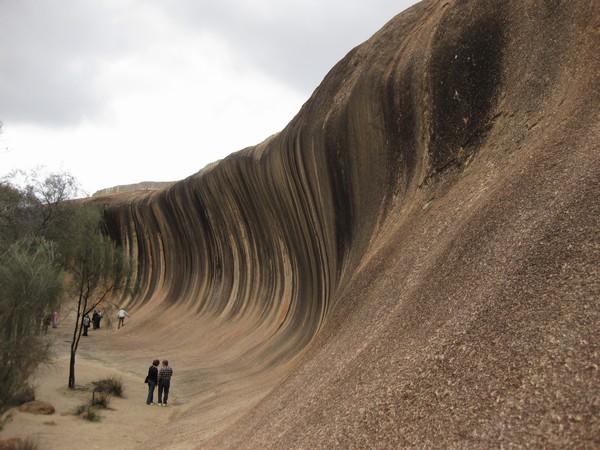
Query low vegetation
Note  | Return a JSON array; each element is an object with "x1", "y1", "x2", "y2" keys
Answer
[
  {"x1": 74, "y1": 377, "x2": 125, "y2": 422},
  {"x1": 74, "y1": 403, "x2": 101, "y2": 422},
  {"x1": 92, "y1": 376, "x2": 124, "y2": 398}
]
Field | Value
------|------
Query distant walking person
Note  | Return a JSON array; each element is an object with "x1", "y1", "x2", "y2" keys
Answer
[
  {"x1": 50, "y1": 311, "x2": 59, "y2": 328},
  {"x1": 145, "y1": 359, "x2": 160, "y2": 405},
  {"x1": 92, "y1": 310, "x2": 101, "y2": 329},
  {"x1": 117, "y1": 308, "x2": 130, "y2": 329},
  {"x1": 82, "y1": 314, "x2": 91, "y2": 336},
  {"x1": 157, "y1": 360, "x2": 173, "y2": 407}
]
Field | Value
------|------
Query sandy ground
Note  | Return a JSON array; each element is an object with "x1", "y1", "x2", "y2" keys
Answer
[{"x1": 0, "y1": 316, "x2": 173, "y2": 450}]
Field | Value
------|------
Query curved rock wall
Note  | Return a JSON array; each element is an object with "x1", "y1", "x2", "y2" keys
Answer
[{"x1": 94, "y1": 0, "x2": 599, "y2": 447}]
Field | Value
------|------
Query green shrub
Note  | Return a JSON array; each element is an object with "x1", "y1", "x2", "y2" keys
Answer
[
  {"x1": 0, "y1": 237, "x2": 63, "y2": 414},
  {"x1": 92, "y1": 376, "x2": 124, "y2": 398}
]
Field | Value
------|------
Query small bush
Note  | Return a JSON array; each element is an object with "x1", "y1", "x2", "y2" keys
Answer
[
  {"x1": 0, "y1": 383, "x2": 36, "y2": 414},
  {"x1": 74, "y1": 404, "x2": 100, "y2": 422},
  {"x1": 72, "y1": 376, "x2": 123, "y2": 422},
  {"x1": 90, "y1": 391, "x2": 110, "y2": 409},
  {"x1": 16, "y1": 437, "x2": 40, "y2": 450},
  {"x1": 92, "y1": 376, "x2": 123, "y2": 398},
  {"x1": 12, "y1": 385, "x2": 36, "y2": 406}
]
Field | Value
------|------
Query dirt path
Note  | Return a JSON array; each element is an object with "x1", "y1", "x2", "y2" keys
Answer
[{"x1": 0, "y1": 314, "x2": 173, "y2": 450}]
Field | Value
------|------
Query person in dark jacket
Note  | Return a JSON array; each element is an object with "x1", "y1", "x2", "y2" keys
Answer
[
  {"x1": 146, "y1": 359, "x2": 160, "y2": 405},
  {"x1": 92, "y1": 310, "x2": 101, "y2": 329}
]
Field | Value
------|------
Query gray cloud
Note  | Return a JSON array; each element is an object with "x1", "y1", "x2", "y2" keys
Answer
[
  {"x1": 0, "y1": 0, "x2": 134, "y2": 126},
  {"x1": 156, "y1": 0, "x2": 417, "y2": 93},
  {"x1": 0, "y1": 0, "x2": 418, "y2": 128}
]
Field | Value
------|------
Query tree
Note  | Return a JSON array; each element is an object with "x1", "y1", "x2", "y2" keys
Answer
[
  {"x1": 0, "y1": 170, "x2": 81, "y2": 258},
  {"x1": 67, "y1": 203, "x2": 131, "y2": 388},
  {"x1": 0, "y1": 170, "x2": 79, "y2": 411},
  {"x1": 0, "y1": 180, "x2": 44, "y2": 251},
  {"x1": 0, "y1": 170, "x2": 131, "y2": 391},
  {"x1": 0, "y1": 237, "x2": 63, "y2": 412},
  {"x1": 26, "y1": 170, "x2": 80, "y2": 235}
]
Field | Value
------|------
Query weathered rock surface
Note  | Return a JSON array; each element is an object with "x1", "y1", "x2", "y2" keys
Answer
[
  {"x1": 18, "y1": 401, "x2": 55, "y2": 415},
  {"x1": 0, "y1": 438, "x2": 22, "y2": 450},
  {"x1": 95, "y1": 0, "x2": 599, "y2": 447}
]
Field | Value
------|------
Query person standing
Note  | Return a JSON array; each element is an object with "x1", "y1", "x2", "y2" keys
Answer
[
  {"x1": 92, "y1": 310, "x2": 100, "y2": 329},
  {"x1": 117, "y1": 308, "x2": 130, "y2": 329},
  {"x1": 145, "y1": 359, "x2": 159, "y2": 405},
  {"x1": 157, "y1": 360, "x2": 173, "y2": 407},
  {"x1": 50, "y1": 311, "x2": 59, "y2": 328},
  {"x1": 82, "y1": 314, "x2": 91, "y2": 336}
]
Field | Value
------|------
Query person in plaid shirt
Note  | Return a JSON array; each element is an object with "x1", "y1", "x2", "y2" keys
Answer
[{"x1": 157, "y1": 360, "x2": 173, "y2": 406}]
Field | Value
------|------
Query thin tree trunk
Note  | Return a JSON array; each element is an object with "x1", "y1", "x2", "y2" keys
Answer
[
  {"x1": 68, "y1": 318, "x2": 81, "y2": 388},
  {"x1": 68, "y1": 350, "x2": 76, "y2": 389},
  {"x1": 68, "y1": 287, "x2": 86, "y2": 389}
]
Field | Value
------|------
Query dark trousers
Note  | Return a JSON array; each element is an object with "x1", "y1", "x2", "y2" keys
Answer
[
  {"x1": 158, "y1": 380, "x2": 170, "y2": 404},
  {"x1": 146, "y1": 381, "x2": 156, "y2": 404}
]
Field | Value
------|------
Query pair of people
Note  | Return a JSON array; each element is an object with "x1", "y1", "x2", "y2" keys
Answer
[{"x1": 146, "y1": 359, "x2": 173, "y2": 406}]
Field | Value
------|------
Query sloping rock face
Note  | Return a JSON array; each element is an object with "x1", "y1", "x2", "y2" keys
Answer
[{"x1": 96, "y1": 0, "x2": 599, "y2": 447}]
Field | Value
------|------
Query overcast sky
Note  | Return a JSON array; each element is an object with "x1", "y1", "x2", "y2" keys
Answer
[{"x1": 0, "y1": 0, "x2": 419, "y2": 196}]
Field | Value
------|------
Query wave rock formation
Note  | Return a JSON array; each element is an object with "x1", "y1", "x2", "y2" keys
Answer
[{"x1": 94, "y1": 0, "x2": 599, "y2": 447}]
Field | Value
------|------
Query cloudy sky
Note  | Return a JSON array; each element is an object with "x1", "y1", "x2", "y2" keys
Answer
[{"x1": 0, "y1": 0, "x2": 418, "y2": 196}]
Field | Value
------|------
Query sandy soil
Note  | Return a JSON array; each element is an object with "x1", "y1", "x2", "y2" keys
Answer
[{"x1": 0, "y1": 315, "x2": 173, "y2": 450}]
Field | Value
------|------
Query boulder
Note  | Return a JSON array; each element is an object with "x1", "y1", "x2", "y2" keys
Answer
[
  {"x1": 0, "y1": 438, "x2": 22, "y2": 450},
  {"x1": 18, "y1": 400, "x2": 55, "y2": 415}
]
